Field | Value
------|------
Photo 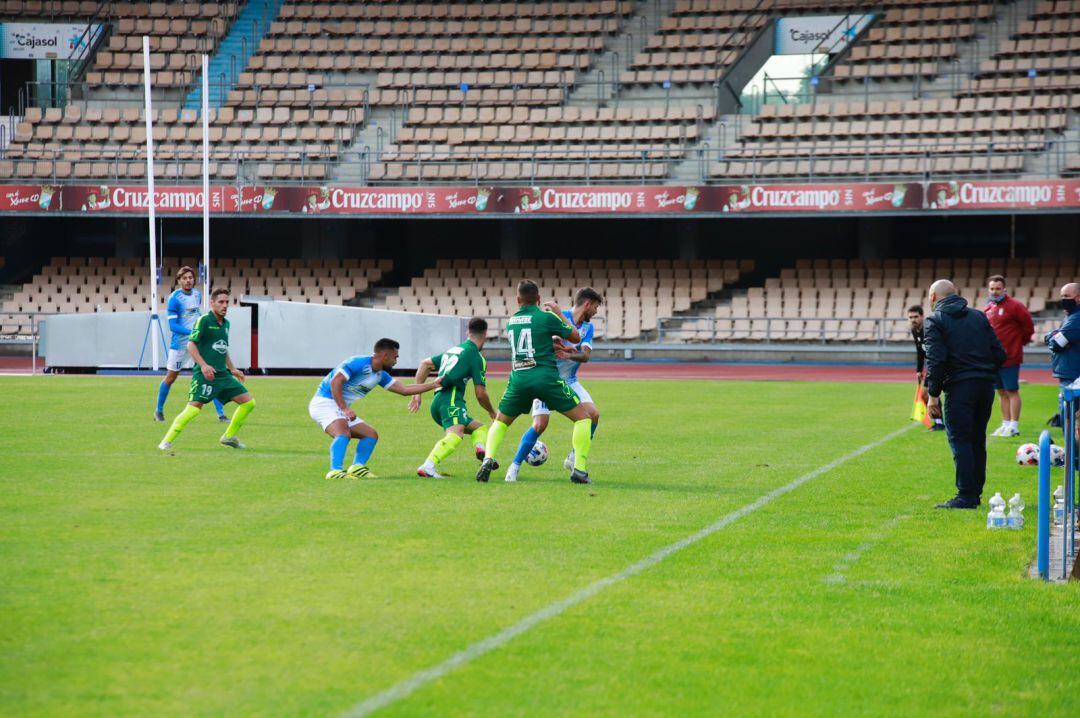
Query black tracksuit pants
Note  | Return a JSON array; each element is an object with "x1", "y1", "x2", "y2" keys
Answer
[{"x1": 943, "y1": 378, "x2": 995, "y2": 502}]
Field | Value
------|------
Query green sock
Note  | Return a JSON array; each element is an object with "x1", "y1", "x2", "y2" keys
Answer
[
  {"x1": 426, "y1": 432, "x2": 462, "y2": 465},
  {"x1": 486, "y1": 421, "x2": 508, "y2": 461},
  {"x1": 572, "y1": 419, "x2": 592, "y2": 472},
  {"x1": 468, "y1": 425, "x2": 485, "y2": 448},
  {"x1": 223, "y1": 400, "x2": 254, "y2": 438},
  {"x1": 164, "y1": 404, "x2": 201, "y2": 443}
]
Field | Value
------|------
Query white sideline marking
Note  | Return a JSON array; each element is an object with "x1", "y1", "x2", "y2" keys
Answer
[
  {"x1": 342, "y1": 424, "x2": 916, "y2": 717},
  {"x1": 823, "y1": 513, "x2": 910, "y2": 585}
]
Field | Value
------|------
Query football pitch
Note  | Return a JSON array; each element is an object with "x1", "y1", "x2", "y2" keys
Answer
[{"x1": 2, "y1": 374, "x2": 1079, "y2": 716}]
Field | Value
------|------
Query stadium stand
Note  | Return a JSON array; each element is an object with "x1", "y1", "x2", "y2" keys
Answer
[
  {"x1": 2, "y1": 0, "x2": 1078, "y2": 183},
  {"x1": 672, "y1": 257, "x2": 1073, "y2": 343},
  {"x1": 0, "y1": 257, "x2": 391, "y2": 323},
  {"x1": 375, "y1": 258, "x2": 753, "y2": 339}
]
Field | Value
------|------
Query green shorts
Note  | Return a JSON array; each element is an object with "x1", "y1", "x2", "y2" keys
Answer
[
  {"x1": 188, "y1": 371, "x2": 248, "y2": 405},
  {"x1": 430, "y1": 389, "x2": 474, "y2": 429},
  {"x1": 498, "y1": 369, "x2": 579, "y2": 417}
]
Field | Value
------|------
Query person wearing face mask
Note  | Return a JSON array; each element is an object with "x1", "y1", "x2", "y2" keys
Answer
[
  {"x1": 1046, "y1": 283, "x2": 1080, "y2": 453},
  {"x1": 1046, "y1": 283, "x2": 1080, "y2": 386},
  {"x1": 923, "y1": 279, "x2": 1007, "y2": 509},
  {"x1": 983, "y1": 275, "x2": 1034, "y2": 437}
]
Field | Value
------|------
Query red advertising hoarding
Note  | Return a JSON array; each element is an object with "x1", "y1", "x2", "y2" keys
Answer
[{"x1": 0, "y1": 180, "x2": 1076, "y2": 215}]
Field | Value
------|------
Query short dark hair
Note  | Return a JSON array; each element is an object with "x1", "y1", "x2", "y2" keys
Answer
[
  {"x1": 517, "y1": 279, "x2": 539, "y2": 303},
  {"x1": 176, "y1": 265, "x2": 196, "y2": 284},
  {"x1": 988, "y1": 274, "x2": 1006, "y2": 286},
  {"x1": 374, "y1": 338, "x2": 400, "y2": 353},
  {"x1": 210, "y1": 287, "x2": 229, "y2": 300},
  {"x1": 907, "y1": 305, "x2": 923, "y2": 315},
  {"x1": 467, "y1": 317, "x2": 488, "y2": 335},
  {"x1": 574, "y1": 287, "x2": 603, "y2": 306}
]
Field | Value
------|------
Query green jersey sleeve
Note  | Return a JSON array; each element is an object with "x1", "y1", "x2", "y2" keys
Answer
[
  {"x1": 545, "y1": 310, "x2": 574, "y2": 340},
  {"x1": 472, "y1": 351, "x2": 487, "y2": 386},
  {"x1": 189, "y1": 313, "x2": 207, "y2": 342},
  {"x1": 430, "y1": 354, "x2": 443, "y2": 373}
]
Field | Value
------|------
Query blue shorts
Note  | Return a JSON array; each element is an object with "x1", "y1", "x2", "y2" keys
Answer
[{"x1": 995, "y1": 365, "x2": 1020, "y2": 391}]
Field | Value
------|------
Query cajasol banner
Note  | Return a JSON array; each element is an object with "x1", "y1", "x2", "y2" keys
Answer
[
  {"x1": 0, "y1": 22, "x2": 104, "y2": 60},
  {"x1": 774, "y1": 14, "x2": 874, "y2": 55}
]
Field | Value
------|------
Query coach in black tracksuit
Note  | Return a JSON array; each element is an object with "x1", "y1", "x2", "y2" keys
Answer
[{"x1": 923, "y1": 280, "x2": 1007, "y2": 509}]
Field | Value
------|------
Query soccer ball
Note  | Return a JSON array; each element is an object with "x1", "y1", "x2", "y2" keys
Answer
[
  {"x1": 1049, "y1": 444, "x2": 1067, "y2": 467},
  {"x1": 526, "y1": 440, "x2": 549, "y2": 466},
  {"x1": 1016, "y1": 443, "x2": 1039, "y2": 466}
]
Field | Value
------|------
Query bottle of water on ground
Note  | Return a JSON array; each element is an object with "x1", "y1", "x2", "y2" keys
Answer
[
  {"x1": 986, "y1": 492, "x2": 1007, "y2": 530},
  {"x1": 1053, "y1": 485, "x2": 1065, "y2": 526},
  {"x1": 1006, "y1": 493, "x2": 1024, "y2": 530}
]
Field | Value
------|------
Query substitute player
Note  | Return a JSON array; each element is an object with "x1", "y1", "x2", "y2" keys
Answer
[
  {"x1": 476, "y1": 279, "x2": 596, "y2": 484},
  {"x1": 310, "y1": 338, "x2": 441, "y2": 480},
  {"x1": 154, "y1": 266, "x2": 227, "y2": 423},
  {"x1": 505, "y1": 287, "x2": 603, "y2": 482},
  {"x1": 158, "y1": 288, "x2": 255, "y2": 451},
  {"x1": 410, "y1": 318, "x2": 497, "y2": 478}
]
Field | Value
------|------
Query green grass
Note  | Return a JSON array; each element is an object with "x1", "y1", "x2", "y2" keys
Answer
[{"x1": 1, "y1": 375, "x2": 1078, "y2": 717}]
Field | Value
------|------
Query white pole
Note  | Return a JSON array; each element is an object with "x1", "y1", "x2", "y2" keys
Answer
[
  {"x1": 143, "y1": 36, "x2": 160, "y2": 371},
  {"x1": 201, "y1": 53, "x2": 210, "y2": 311}
]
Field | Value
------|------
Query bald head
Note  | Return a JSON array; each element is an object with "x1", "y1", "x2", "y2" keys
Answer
[
  {"x1": 927, "y1": 279, "x2": 956, "y2": 307},
  {"x1": 1062, "y1": 282, "x2": 1080, "y2": 298}
]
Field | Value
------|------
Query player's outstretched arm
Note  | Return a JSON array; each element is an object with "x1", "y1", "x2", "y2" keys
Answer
[
  {"x1": 556, "y1": 343, "x2": 592, "y2": 364},
  {"x1": 474, "y1": 384, "x2": 496, "y2": 420},
  {"x1": 409, "y1": 358, "x2": 436, "y2": 413},
  {"x1": 188, "y1": 342, "x2": 214, "y2": 380},
  {"x1": 389, "y1": 377, "x2": 442, "y2": 397}
]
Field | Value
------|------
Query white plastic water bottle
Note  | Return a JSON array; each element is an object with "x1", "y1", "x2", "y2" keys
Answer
[
  {"x1": 1053, "y1": 485, "x2": 1065, "y2": 526},
  {"x1": 987, "y1": 492, "x2": 1007, "y2": 529},
  {"x1": 1006, "y1": 493, "x2": 1024, "y2": 530}
]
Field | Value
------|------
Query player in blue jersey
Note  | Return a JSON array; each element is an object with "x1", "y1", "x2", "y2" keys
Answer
[
  {"x1": 505, "y1": 287, "x2": 603, "y2": 483},
  {"x1": 154, "y1": 266, "x2": 227, "y2": 423},
  {"x1": 308, "y1": 338, "x2": 442, "y2": 480}
]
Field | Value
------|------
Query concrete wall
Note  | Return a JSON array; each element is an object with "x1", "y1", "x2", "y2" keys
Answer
[
  {"x1": 41, "y1": 307, "x2": 252, "y2": 368},
  {"x1": 254, "y1": 301, "x2": 466, "y2": 370}
]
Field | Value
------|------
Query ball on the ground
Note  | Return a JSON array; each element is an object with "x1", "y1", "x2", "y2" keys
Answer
[
  {"x1": 1016, "y1": 443, "x2": 1039, "y2": 466},
  {"x1": 1049, "y1": 444, "x2": 1066, "y2": 467},
  {"x1": 526, "y1": 440, "x2": 549, "y2": 466}
]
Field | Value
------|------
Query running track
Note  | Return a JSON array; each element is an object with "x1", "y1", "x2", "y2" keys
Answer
[{"x1": 0, "y1": 356, "x2": 1058, "y2": 385}]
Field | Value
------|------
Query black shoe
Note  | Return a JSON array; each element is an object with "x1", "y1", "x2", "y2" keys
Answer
[
  {"x1": 1048, "y1": 413, "x2": 1062, "y2": 428},
  {"x1": 935, "y1": 497, "x2": 980, "y2": 509},
  {"x1": 927, "y1": 423, "x2": 946, "y2": 432},
  {"x1": 218, "y1": 414, "x2": 230, "y2": 423},
  {"x1": 153, "y1": 410, "x2": 165, "y2": 422},
  {"x1": 476, "y1": 458, "x2": 498, "y2": 482},
  {"x1": 570, "y1": 469, "x2": 591, "y2": 484}
]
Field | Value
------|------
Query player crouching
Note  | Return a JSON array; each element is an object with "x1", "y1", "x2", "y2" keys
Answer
[
  {"x1": 410, "y1": 318, "x2": 497, "y2": 478},
  {"x1": 310, "y1": 338, "x2": 441, "y2": 480}
]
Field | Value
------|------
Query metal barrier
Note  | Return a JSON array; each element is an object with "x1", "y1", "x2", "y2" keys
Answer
[
  {"x1": 1037, "y1": 387, "x2": 1080, "y2": 581},
  {"x1": 656, "y1": 315, "x2": 914, "y2": 345},
  {"x1": 0, "y1": 312, "x2": 46, "y2": 375}
]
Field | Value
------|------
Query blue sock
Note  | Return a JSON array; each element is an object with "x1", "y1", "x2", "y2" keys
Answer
[
  {"x1": 354, "y1": 437, "x2": 378, "y2": 465},
  {"x1": 213, "y1": 399, "x2": 226, "y2": 417},
  {"x1": 330, "y1": 435, "x2": 350, "y2": 470},
  {"x1": 156, "y1": 381, "x2": 170, "y2": 412},
  {"x1": 513, "y1": 427, "x2": 541, "y2": 466},
  {"x1": 591, "y1": 419, "x2": 598, "y2": 438}
]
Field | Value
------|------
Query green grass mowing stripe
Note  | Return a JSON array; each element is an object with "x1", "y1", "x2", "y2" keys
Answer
[{"x1": 342, "y1": 424, "x2": 917, "y2": 717}]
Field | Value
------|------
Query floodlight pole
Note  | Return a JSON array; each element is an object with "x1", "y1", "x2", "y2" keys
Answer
[
  {"x1": 142, "y1": 36, "x2": 160, "y2": 371},
  {"x1": 201, "y1": 53, "x2": 210, "y2": 310}
]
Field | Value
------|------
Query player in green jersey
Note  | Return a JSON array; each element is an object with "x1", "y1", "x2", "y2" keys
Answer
[
  {"x1": 158, "y1": 288, "x2": 255, "y2": 452},
  {"x1": 476, "y1": 279, "x2": 596, "y2": 484},
  {"x1": 410, "y1": 318, "x2": 497, "y2": 477}
]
